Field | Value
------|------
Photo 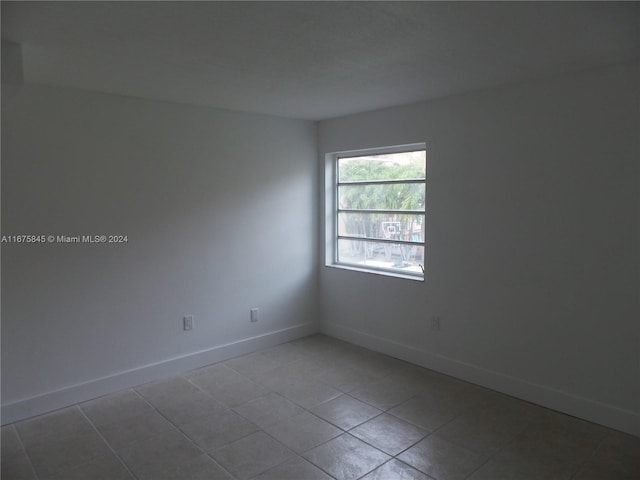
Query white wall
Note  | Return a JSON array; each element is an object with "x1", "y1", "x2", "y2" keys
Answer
[
  {"x1": 2, "y1": 63, "x2": 638, "y2": 437},
  {"x1": 318, "y1": 63, "x2": 640, "y2": 436},
  {"x1": 1, "y1": 85, "x2": 319, "y2": 422}
]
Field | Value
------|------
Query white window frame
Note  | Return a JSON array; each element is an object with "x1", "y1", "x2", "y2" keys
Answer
[{"x1": 325, "y1": 143, "x2": 426, "y2": 281}]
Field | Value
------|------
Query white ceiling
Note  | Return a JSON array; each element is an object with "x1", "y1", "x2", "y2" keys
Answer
[{"x1": 2, "y1": 1, "x2": 638, "y2": 120}]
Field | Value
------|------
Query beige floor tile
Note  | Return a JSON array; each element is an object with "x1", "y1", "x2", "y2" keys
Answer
[
  {"x1": 120, "y1": 429, "x2": 203, "y2": 480},
  {"x1": 387, "y1": 384, "x2": 483, "y2": 432},
  {"x1": 529, "y1": 409, "x2": 610, "y2": 452},
  {"x1": 572, "y1": 462, "x2": 639, "y2": 480},
  {"x1": 350, "y1": 413, "x2": 428, "y2": 455},
  {"x1": 211, "y1": 431, "x2": 294, "y2": 480},
  {"x1": 233, "y1": 392, "x2": 305, "y2": 429},
  {"x1": 311, "y1": 394, "x2": 382, "y2": 430},
  {"x1": 397, "y1": 434, "x2": 487, "y2": 480},
  {"x1": 0, "y1": 453, "x2": 38, "y2": 480},
  {"x1": 595, "y1": 431, "x2": 640, "y2": 463},
  {"x1": 200, "y1": 375, "x2": 271, "y2": 407},
  {"x1": 224, "y1": 352, "x2": 283, "y2": 379},
  {"x1": 253, "y1": 456, "x2": 333, "y2": 480},
  {"x1": 575, "y1": 431, "x2": 640, "y2": 479},
  {"x1": 276, "y1": 379, "x2": 342, "y2": 409},
  {"x1": 260, "y1": 342, "x2": 307, "y2": 364},
  {"x1": 152, "y1": 390, "x2": 227, "y2": 426},
  {"x1": 313, "y1": 364, "x2": 379, "y2": 393},
  {"x1": 255, "y1": 360, "x2": 318, "y2": 391},
  {"x1": 141, "y1": 455, "x2": 234, "y2": 480},
  {"x1": 80, "y1": 389, "x2": 155, "y2": 426},
  {"x1": 181, "y1": 408, "x2": 259, "y2": 452},
  {"x1": 5, "y1": 335, "x2": 637, "y2": 480},
  {"x1": 1, "y1": 425, "x2": 25, "y2": 459},
  {"x1": 41, "y1": 454, "x2": 133, "y2": 480},
  {"x1": 183, "y1": 363, "x2": 244, "y2": 387},
  {"x1": 290, "y1": 334, "x2": 348, "y2": 357},
  {"x1": 95, "y1": 411, "x2": 176, "y2": 452},
  {"x1": 348, "y1": 376, "x2": 421, "y2": 411},
  {"x1": 491, "y1": 429, "x2": 585, "y2": 479},
  {"x1": 264, "y1": 411, "x2": 342, "y2": 454},
  {"x1": 347, "y1": 352, "x2": 408, "y2": 380},
  {"x1": 135, "y1": 377, "x2": 201, "y2": 406},
  {"x1": 360, "y1": 459, "x2": 434, "y2": 480},
  {"x1": 15, "y1": 406, "x2": 94, "y2": 447},
  {"x1": 413, "y1": 373, "x2": 485, "y2": 400},
  {"x1": 303, "y1": 433, "x2": 390, "y2": 480},
  {"x1": 129, "y1": 453, "x2": 233, "y2": 480},
  {"x1": 435, "y1": 395, "x2": 539, "y2": 456},
  {"x1": 467, "y1": 459, "x2": 568, "y2": 480},
  {"x1": 26, "y1": 431, "x2": 113, "y2": 478}
]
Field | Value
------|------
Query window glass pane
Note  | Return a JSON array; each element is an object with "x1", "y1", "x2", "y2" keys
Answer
[
  {"x1": 339, "y1": 183, "x2": 425, "y2": 211},
  {"x1": 338, "y1": 150, "x2": 426, "y2": 183},
  {"x1": 332, "y1": 145, "x2": 426, "y2": 279},
  {"x1": 338, "y1": 212, "x2": 425, "y2": 242},
  {"x1": 337, "y1": 238, "x2": 424, "y2": 274}
]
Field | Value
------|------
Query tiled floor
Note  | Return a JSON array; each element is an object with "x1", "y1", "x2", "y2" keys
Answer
[{"x1": 2, "y1": 334, "x2": 639, "y2": 480}]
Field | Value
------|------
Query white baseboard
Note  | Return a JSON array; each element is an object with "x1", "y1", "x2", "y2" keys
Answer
[
  {"x1": 321, "y1": 322, "x2": 640, "y2": 437},
  {"x1": 1, "y1": 323, "x2": 318, "y2": 425}
]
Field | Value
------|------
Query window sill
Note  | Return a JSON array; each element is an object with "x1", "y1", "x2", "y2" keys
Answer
[{"x1": 326, "y1": 263, "x2": 425, "y2": 282}]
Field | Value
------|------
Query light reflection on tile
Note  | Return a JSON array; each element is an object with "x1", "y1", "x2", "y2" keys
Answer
[{"x1": 303, "y1": 434, "x2": 390, "y2": 480}]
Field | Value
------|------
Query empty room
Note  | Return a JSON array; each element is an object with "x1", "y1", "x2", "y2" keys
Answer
[{"x1": 1, "y1": 2, "x2": 638, "y2": 479}]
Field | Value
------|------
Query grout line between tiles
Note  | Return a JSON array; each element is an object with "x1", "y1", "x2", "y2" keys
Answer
[
  {"x1": 76, "y1": 405, "x2": 140, "y2": 480},
  {"x1": 130, "y1": 387, "x2": 242, "y2": 480},
  {"x1": 8, "y1": 423, "x2": 41, "y2": 480},
  {"x1": 7, "y1": 335, "x2": 635, "y2": 480}
]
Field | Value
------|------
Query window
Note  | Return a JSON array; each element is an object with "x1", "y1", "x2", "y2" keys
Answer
[{"x1": 328, "y1": 144, "x2": 426, "y2": 279}]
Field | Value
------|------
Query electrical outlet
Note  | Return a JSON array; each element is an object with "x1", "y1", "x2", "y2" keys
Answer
[
  {"x1": 250, "y1": 308, "x2": 259, "y2": 323},
  {"x1": 431, "y1": 315, "x2": 440, "y2": 331},
  {"x1": 183, "y1": 315, "x2": 193, "y2": 331}
]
